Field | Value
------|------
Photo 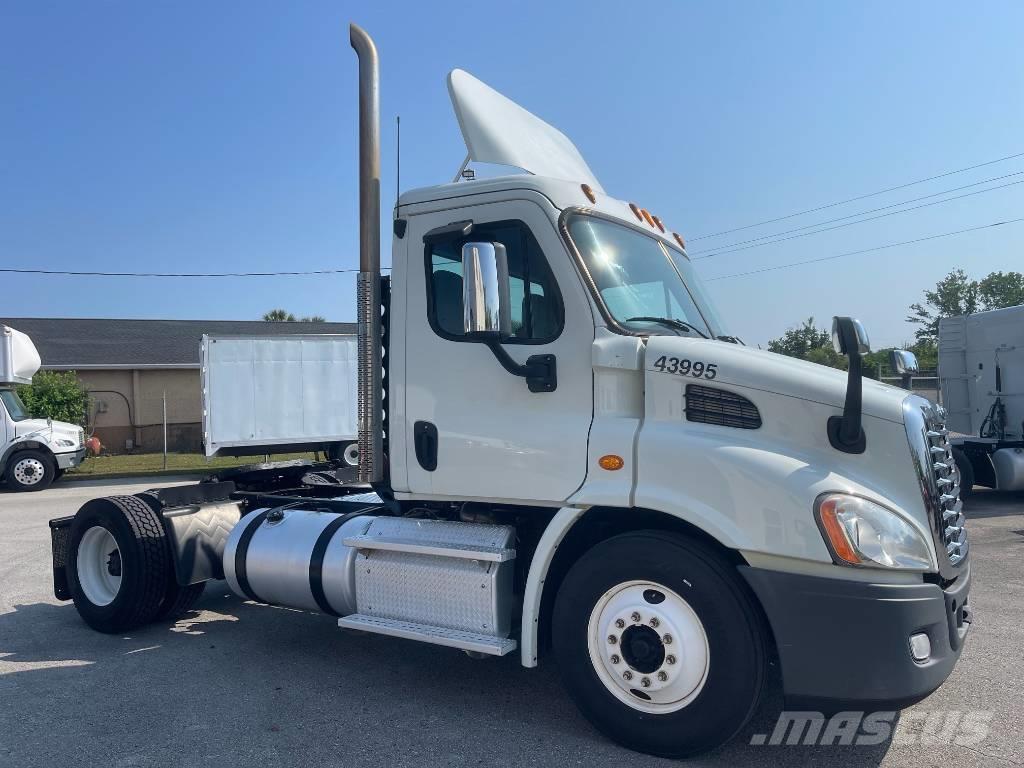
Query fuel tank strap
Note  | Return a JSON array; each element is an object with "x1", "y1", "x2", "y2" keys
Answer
[
  {"x1": 308, "y1": 511, "x2": 369, "y2": 616},
  {"x1": 233, "y1": 509, "x2": 273, "y2": 603}
]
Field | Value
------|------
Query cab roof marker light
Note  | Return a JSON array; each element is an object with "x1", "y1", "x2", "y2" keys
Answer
[
  {"x1": 640, "y1": 209, "x2": 656, "y2": 228},
  {"x1": 628, "y1": 203, "x2": 643, "y2": 221},
  {"x1": 651, "y1": 215, "x2": 666, "y2": 233},
  {"x1": 581, "y1": 183, "x2": 597, "y2": 204},
  {"x1": 672, "y1": 232, "x2": 686, "y2": 249}
]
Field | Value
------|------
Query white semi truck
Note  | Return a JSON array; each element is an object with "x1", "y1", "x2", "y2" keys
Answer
[
  {"x1": 2, "y1": 325, "x2": 86, "y2": 491},
  {"x1": 47, "y1": 25, "x2": 972, "y2": 758},
  {"x1": 939, "y1": 304, "x2": 1024, "y2": 496}
]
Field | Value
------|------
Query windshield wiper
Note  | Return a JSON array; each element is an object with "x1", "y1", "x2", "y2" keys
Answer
[
  {"x1": 716, "y1": 335, "x2": 745, "y2": 345},
  {"x1": 625, "y1": 316, "x2": 708, "y2": 338}
]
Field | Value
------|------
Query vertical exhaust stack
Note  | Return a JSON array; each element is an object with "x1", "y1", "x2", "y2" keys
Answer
[{"x1": 350, "y1": 23, "x2": 383, "y2": 484}]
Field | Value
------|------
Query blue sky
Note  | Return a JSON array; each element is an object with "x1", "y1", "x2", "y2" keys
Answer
[{"x1": 2, "y1": 1, "x2": 1022, "y2": 347}]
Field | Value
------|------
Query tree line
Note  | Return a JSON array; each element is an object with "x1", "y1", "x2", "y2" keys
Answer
[{"x1": 767, "y1": 269, "x2": 1024, "y2": 375}]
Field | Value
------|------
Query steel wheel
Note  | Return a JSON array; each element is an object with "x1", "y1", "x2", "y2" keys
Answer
[
  {"x1": 587, "y1": 580, "x2": 709, "y2": 714},
  {"x1": 13, "y1": 456, "x2": 47, "y2": 487},
  {"x1": 76, "y1": 525, "x2": 122, "y2": 607}
]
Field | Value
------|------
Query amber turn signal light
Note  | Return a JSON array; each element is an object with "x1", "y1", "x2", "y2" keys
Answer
[
  {"x1": 598, "y1": 454, "x2": 625, "y2": 471},
  {"x1": 581, "y1": 183, "x2": 597, "y2": 204}
]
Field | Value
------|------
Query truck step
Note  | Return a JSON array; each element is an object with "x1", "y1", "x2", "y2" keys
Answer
[
  {"x1": 342, "y1": 534, "x2": 515, "y2": 562},
  {"x1": 337, "y1": 614, "x2": 517, "y2": 656}
]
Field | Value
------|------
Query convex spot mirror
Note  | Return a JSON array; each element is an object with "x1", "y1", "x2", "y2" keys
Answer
[
  {"x1": 889, "y1": 349, "x2": 919, "y2": 375},
  {"x1": 462, "y1": 241, "x2": 511, "y2": 339},
  {"x1": 831, "y1": 316, "x2": 871, "y2": 355}
]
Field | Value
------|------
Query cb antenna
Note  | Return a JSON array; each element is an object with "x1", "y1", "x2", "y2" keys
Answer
[{"x1": 396, "y1": 115, "x2": 401, "y2": 211}]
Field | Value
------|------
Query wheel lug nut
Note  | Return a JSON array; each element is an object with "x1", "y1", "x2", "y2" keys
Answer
[
  {"x1": 666, "y1": 654, "x2": 676, "y2": 665},
  {"x1": 630, "y1": 612, "x2": 641, "y2": 622},
  {"x1": 657, "y1": 671, "x2": 668, "y2": 682},
  {"x1": 610, "y1": 654, "x2": 620, "y2": 664},
  {"x1": 641, "y1": 677, "x2": 651, "y2": 688},
  {"x1": 662, "y1": 634, "x2": 673, "y2": 644},
  {"x1": 649, "y1": 617, "x2": 660, "y2": 628},
  {"x1": 622, "y1": 671, "x2": 633, "y2": 681},
  {"x1": 607, "y1": 635, "x2": 617, "y2": 645},
  {"x1": 615, "y1": 619, "x2": 625, "y2": 629}
]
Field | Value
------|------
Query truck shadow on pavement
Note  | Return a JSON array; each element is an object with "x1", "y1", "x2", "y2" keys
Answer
[
  {"x1": 962, "y1": 489, "x2": 1024, "y2": 519},
  {"x1": 0, "y1": 592, "x2": 898, "y2": 768}
]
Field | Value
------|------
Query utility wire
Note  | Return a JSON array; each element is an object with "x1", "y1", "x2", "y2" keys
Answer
[
  {"x1": 689, "y1": 170, "x2": 1024, "y2": 256},
  {"x1": 691, "y1": 177, "x2": 1024, "y2": 261},
  {"x1": 689, "y1": 150, "x2": 1024, "y2": 241},
  {"x1": 0, "y1": 266, "x2": 392, "y2": 278},
  {"x1": 705, "y1": 218, "x2": 1024, "y2": 282}
]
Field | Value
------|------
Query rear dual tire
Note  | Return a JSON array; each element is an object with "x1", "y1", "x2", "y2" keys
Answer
[
  {"x1": 67, "y1": 495, "x2": 205, "y2": 633},
  {"x1": 553, "y1": 531, "x2": 767, "y2": 759}
]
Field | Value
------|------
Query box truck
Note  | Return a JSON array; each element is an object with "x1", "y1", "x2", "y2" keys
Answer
[
  {"x1": 940, "y1": 304, "x2": 1024, "y2": 496},
  {"x1": 46, "y1": 25, "x2": 971, "y2": 757},
  {"x1": 1, "y1": 325, "x2": 86, "y2": 491},
  {"x1": 202, "y1": 333, "x2": 359, "y2": 465}
]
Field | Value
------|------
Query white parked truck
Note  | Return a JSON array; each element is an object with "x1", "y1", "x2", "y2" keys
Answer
[
  {"x1": 1, "y1": 325, "x2": 86, "y2": 491},
  {"x1": 202, "y1": 333, "x2": 359, "y2": 465},
  {"x1": 939, "y1": 304, "x2": 1024, "y2": 496},
  {"x1": 47, "y1": 25, "x2": 971, "y2": 758}
]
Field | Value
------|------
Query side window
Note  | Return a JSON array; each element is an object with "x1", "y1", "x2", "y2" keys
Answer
[{"x1": 426, "y1": 221, "x2": 563, "y2": 343}]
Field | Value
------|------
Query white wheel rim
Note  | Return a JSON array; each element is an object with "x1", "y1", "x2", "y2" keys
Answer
[
  {"x1": 343, "y1": 443, "x2": 360, "y2": 467},
  {"x1": 13, "y1": 457, "x2": 46, "y2": 486},
  {"x1": 587, "y1": 580, "x2": 710, "y2": 714},
  {"x1": 77, "y1": 526, "x2": 122, "y2": 606}
]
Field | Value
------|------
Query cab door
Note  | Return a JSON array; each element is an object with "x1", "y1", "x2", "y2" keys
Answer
[{"x1": 402, "y1": 198, "x2": 594, "y2": 503}]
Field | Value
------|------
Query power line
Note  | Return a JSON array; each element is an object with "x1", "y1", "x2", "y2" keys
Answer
[
  {"x1": 0, "y1": 266, "x2": 392, "y2": 278},
  {"x1": 691, "y1": 177, "x2": 1024, "y2": 261},
  {"x1": 689, "y1": 150, "x2": 1024, "y2": 241},
  {"x1": 705, "y1": 217, "x2": 1024, "y2": 282},
  {"x1": 689, "y1": 170, "x2": 1024, "y2": 257}
]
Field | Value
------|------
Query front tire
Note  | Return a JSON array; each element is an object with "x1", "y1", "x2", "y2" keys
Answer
[
  {"x1": 66, "y1": 496, "x2": 173, "y2": 633},
  {"x1": 5, "y1": 450, "x2": 55, "y2": 491},
  {"x1": 552, "y1": 531, "x2": 767, "y2": 758}
]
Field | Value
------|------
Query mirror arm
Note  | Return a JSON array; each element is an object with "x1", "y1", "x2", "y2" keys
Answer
[
  {"x1": 484, "y1": 340, "x2": 557, "y2": 393},
  {"x1": 828, "y1": 316, "x2": 867, "y2": 454}
]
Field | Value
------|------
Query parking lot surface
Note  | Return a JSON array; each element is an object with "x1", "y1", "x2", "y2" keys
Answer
[{"x1": 1, "y1": 478, "x2": 1021, "y2": 767}]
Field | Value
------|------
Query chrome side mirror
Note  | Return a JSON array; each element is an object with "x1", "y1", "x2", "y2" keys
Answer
[
  {"x1": 462, "y1": 242, "x2": 511, "y2": 338},
  {"x1": 889, "y1": 349, "x2": 919, "y2": 375},
  {"x1": 831, "y1": 317, "x2": 870, "y2": 355}
]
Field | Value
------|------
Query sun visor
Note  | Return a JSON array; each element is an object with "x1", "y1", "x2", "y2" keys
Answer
[{"x1": 447, "y1": 69, "x2": 604, "y2": 192}]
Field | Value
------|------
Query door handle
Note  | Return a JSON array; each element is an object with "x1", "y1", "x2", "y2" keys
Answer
[{"x1": 414, "y1": 421, "x2": 438, "y2": 471}]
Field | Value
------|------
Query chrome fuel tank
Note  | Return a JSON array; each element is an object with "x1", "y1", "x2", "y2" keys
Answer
[{"x1": 223, "y1": 507, "x2": 375, "y2": 616}]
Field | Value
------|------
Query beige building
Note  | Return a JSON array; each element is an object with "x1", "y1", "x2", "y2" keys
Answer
[{"x1": 2, "y1": 318, "x2": 355, "y2": 453}]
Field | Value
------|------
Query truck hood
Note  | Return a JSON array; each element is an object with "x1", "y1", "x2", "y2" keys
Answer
[
  {"x1": 645, "y1": 337, "x2": 908, "y2": 424},
  {"x1": 14, "y1": 418, "x2": 82, "y2": 442}
]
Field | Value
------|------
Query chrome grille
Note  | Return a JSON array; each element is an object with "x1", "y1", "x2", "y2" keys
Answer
[{"x1": 904, "y1": 397, "x2": 968, "y2": 574}]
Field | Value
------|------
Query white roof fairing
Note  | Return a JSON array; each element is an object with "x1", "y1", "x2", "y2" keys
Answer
[{"x1": 447, "y1": 69, "x2": 604, "y2": 193}]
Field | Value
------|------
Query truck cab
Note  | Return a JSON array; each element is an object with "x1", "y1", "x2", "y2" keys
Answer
[
  {"x1": 46, "y1": 27, "x2": 971, "y2": 759},
  {"x1": 1, "y1": 326, "x2": 86, "y2": 491}
]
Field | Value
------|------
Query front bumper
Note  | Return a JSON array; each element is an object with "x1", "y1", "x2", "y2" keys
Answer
[
  {"x1": 55, "y1": 448, "x2": 87, "y2": 470},
  {"x1": 741, "y1": 563, "x2": 971, "y2": 712}
]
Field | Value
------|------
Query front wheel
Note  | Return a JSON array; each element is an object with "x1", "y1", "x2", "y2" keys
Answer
[
  {"x1": 552, "y1": 531, "x2": 767, "y2": 758},
  {"x1": 5, "y1": 450, "x2": 56, "y2": 491}
]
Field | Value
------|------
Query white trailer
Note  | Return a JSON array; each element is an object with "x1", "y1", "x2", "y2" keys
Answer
[
  {"x1": 201, "y1": 333, "x2": 359, "y2": 465},
  {"x1": 1, "y1": 325, "x2": 87, "y2": 491},
  {"x1": 46, "y1": 24, "x2": 972, "y2": 758},
  {"x1": 939, "y1": 304, "x2": 1024, "y2": 495}
]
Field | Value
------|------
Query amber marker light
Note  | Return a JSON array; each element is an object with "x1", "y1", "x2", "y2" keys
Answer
[
  {"x1": 640, "y1": 209, "x2": 656, "y2": 227},
  {"x1": 598, "y1": 454, "x2": 625, "y2": 471},
  {"x1": 816, "y1": 496, "x2": 860, "y2": 565},
  {"x1": 629, "y1": 203, "x2": 643, "y2": 221},
  {"x1": 651, "y1": 215, "x2": 666, "y2": 233},
  {"x1": 672, "y1": 232, "x2": 686, "y2": 249},
  {"x1": 581, "y1": 183, "x2": 597, "y2": 204}
]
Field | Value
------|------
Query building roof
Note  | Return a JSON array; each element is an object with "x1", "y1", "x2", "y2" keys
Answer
[{"x1": 0, "y1": 318, "x2": 356, "y2": 369}]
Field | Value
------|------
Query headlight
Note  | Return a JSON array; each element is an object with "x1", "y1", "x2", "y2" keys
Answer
[
  {"x1": 815, "y1": 493, "x2": 934, "y2": 570},
  {"x1": 54, "y1": 438, "x2": 76, "y2": 448}
]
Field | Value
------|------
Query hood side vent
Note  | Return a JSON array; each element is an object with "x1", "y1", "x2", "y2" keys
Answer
[{"x1": 685, "y1": 384, "x2": 761, "y2": 430}]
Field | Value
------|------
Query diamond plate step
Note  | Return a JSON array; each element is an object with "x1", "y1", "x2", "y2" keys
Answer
[
  {"x1": 337, "y1": 614, "x2": 517, "y2": 656},
  {"x1": 342, "y1": 534, "x2": 515, "y2": 562}
]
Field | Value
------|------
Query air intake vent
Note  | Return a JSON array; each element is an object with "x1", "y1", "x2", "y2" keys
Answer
[{"x1": 685, "y1": 384, "x2": 761, "y2": 429}]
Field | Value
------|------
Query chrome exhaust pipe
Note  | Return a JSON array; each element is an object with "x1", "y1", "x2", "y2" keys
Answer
[{"x1": 350, "y1": 23, "x2": 383, "y2": 484}]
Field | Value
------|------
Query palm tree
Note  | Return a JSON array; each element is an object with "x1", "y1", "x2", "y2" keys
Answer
[{"x1": 262, "y1": 309, "x2": 296, "y2": 322}]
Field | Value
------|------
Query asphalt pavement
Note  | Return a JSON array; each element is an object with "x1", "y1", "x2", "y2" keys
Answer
[{"x1": 1, "y1": 477, "x2": 1021, "y2": 767}]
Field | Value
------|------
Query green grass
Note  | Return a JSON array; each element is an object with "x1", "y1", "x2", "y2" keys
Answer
[{"x1": 67, "y1": 451, "x2": 317, "y2": 478}]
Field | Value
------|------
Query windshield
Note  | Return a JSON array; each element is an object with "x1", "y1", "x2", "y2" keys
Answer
[
  {"x1": 566, "y1": 214, "x2": 723, "y2": 337},
  {"x1": 0, "y1": 389, "x2": 30, "y2": 421}
]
